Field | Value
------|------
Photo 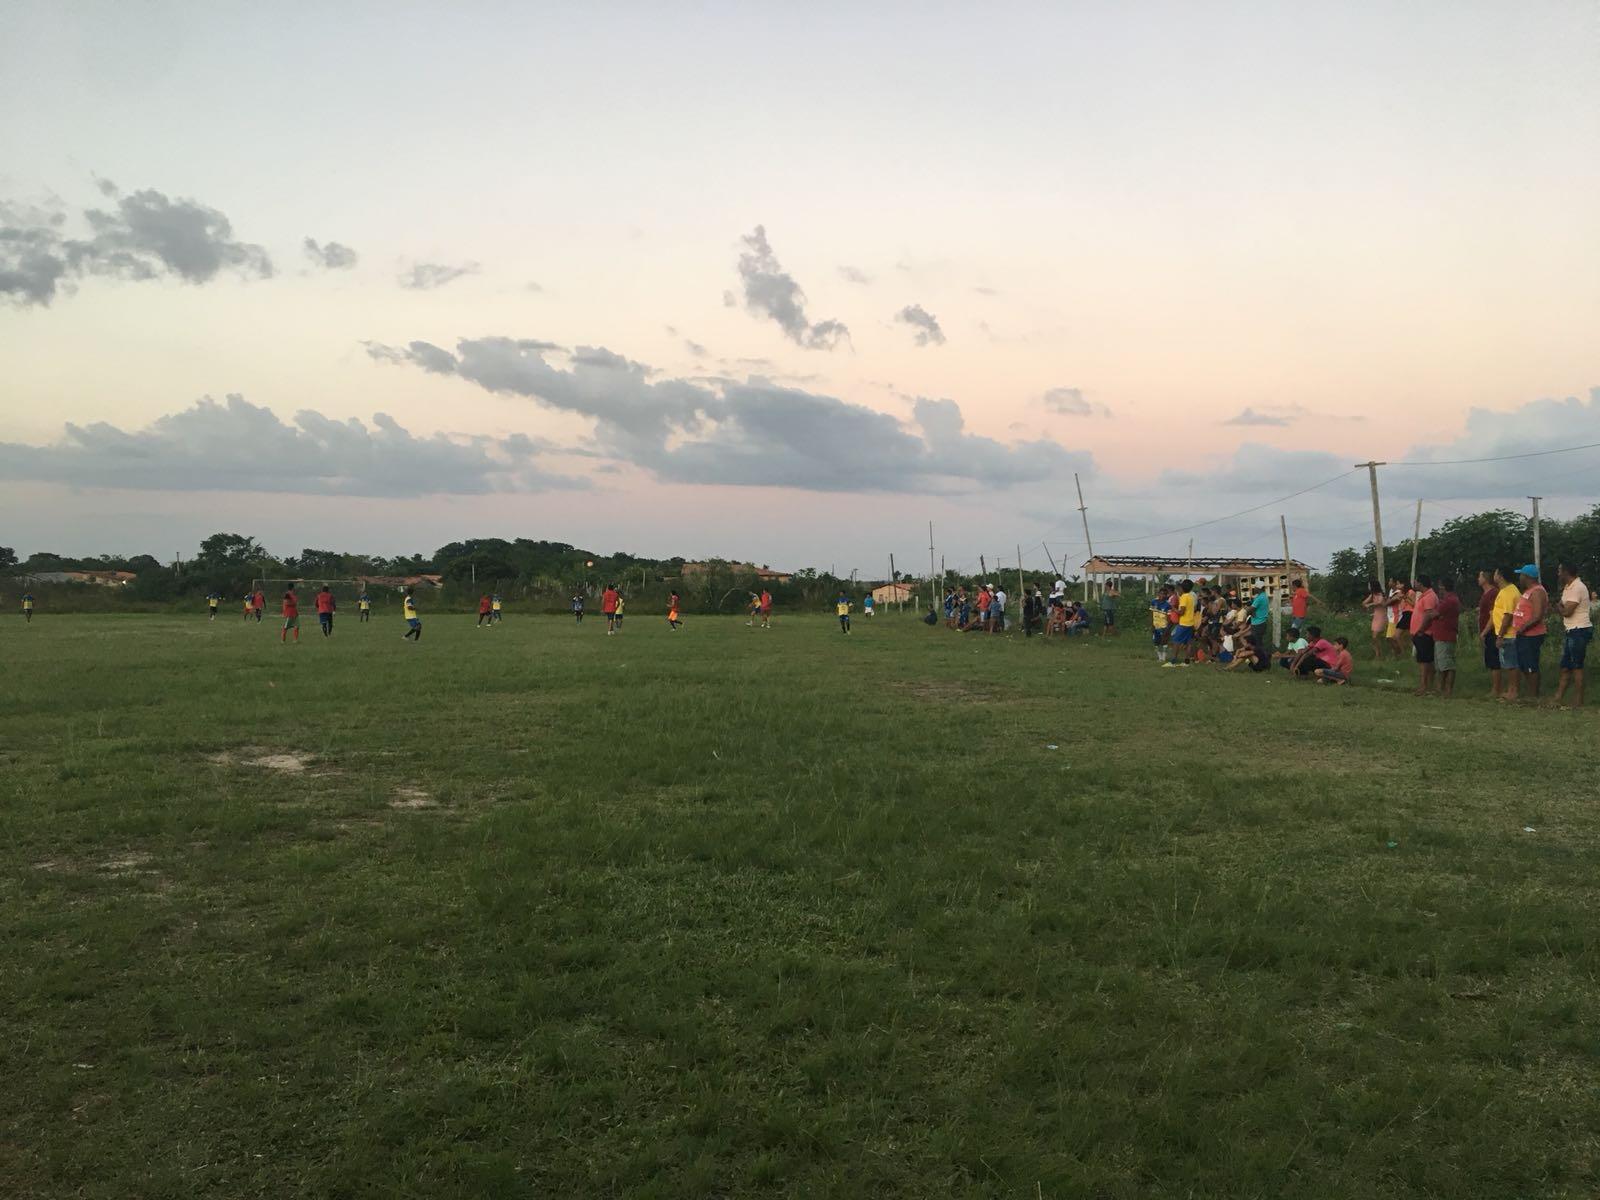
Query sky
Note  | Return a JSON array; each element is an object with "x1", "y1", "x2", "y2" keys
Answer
[{"x1": 2, "y1": 1, "x2": 1597, "y2": 576}]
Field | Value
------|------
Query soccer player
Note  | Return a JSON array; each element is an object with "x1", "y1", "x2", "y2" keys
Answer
[
  {"x1": 477, "y1": 593, "x2": 493, "y2": 626},
  {"x1": 491, "y1": 593, "x2": 503, "y2": 623},
  {"x1": 22, "y1": 592, "x2": 35, "y2": 622},
  {"x1": 206, "y1": 590, "x2": 220, "y2": 621},
  {"x1": 315, "y1": 585, "x2": 336, "y2": 637},
  {"x1": 280, "y1": 585, "x2": 300, "y2": 643},
  {"x1": 242, "y1": 592, "x2": 254, "y2": 621},
  {"x1": 358, "y1": 590, "x2": 372, "y2": 622},
  {"x1": 759, "y1": 589, "x2": 773, "y2": 628},
  {"x1": 667, "y1": 591, "x2": 682, "y2": 630},
  {"x1": 863, "y1": 593, "x2": 875, "y2": 618},
  {"x1": 402, "y1": 588, "x2": 422, "y2": 640},
  {"x1": 1149, "y1": 585, "x2": 1172, "y2": 662},
  {"x1": 836, "y1": 592, "x2": 852, "y2": 633},
  {"x1": 613, "y1": 593, "x2": 626, "y2": 630},
  {"x1": 572, "y1": 592, "x2": 585, "y2": 623},
  {"x1": 252, "y1": 589, "x2": 265, "y2": 623},
  {"x1": 746, "y1": 593, "x2": 761, "y2": 626},
  {"x1": 601, "y1": 583, "x2": 620, "y2": 634}
]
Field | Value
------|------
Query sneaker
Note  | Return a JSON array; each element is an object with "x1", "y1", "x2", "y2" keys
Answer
[{"x1": 1161, "y1": 662, "x2": 1177, "y2": 669}]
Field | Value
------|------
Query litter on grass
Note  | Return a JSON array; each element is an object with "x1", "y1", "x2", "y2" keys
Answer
[{"x1": 1522, "y1": 826, "x2": 1536, "y2": 833}]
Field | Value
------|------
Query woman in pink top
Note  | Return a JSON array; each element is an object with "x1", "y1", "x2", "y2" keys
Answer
[{"x1": 1361, "y1": 579, "x2": 1388, "y2": 660}]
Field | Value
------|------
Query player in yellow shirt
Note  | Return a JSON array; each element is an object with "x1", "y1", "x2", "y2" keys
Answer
[
  {"x1": 836, "y1": 592, "x2": 852, "y2": 634},
  {"x1": 357, "y1": 591, "x2": 372, "y2": 622},
  {"x1": 1489, "y1": 567, "x2": 1521, "y2": 696},
  {"x1": 22, "y1": 593, "x2": 35, "y2": 622},
  {"x1": 491, "y1": 593, "x2": 503, "y2": 623},
  {"x1": 402, "y1": 588, "x2": 422, "y2": 641}
]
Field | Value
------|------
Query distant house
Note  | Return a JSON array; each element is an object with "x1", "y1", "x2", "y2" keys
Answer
[
  {"x1": 357, "y1": 574, "x2": 446, "y2": 591},
  {"x1": 679, "y1": 561, "x2": 793, "y2": 583},
  {"x1": 870, "y1": 582, "x2": 916, "y2": 606},
  {"x1": 23, "y1": 570, "x2": 137, "y2": 586}
]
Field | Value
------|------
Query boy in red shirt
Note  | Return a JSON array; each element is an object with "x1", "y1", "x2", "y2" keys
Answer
[
  {"x1": 280, "y1": 585, "x2": 300, "y2": 643},
  {"x1": 315, "y1": 585, "x2": 336, "y2": 637},
  {"x1": 253, "y1": 589, "x2": 265, "y2": 623},
  {"x1": 477, "y1": 594, "x2": 493, "y2": 626},
  {"x1": 759, "y1": 590, "x2": 773, "y2": 629},
  {"x1": 601, "y1": 584, "x2": 620, "y2": 635},
  {"x1": 1428, "y1": 576, "x2": 1461, "y2": 698}
]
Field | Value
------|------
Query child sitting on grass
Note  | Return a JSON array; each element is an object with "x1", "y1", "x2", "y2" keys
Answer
[
  {"x1": 1314, "y1": 636, "x2": 1355, "y2": 685},
  {"x1": 1277, "y1": 629, "x2": 1309, "y2": 670}
]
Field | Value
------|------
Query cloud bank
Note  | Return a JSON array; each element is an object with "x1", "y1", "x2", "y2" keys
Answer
[
  {"x1": 0, "y1": 394, "x2": 579, "y2": 495},
  {"x1": 1, "y1": 184, "x2": 273, "y2": 306},
  {"x1": 303, "y1": 237, "x2": 358, "y2": 270},
  {"x1": 895, "y1": 304, "x2": 946, "y2": 347},
  {"x1": 1042, "y1": 387, "x2": 1107, "y2": 417},
  {"x1": 736, "y1": 226, "x2": 849, "y2": 350},
  {"x1": 368, "y1": 335, "x2": 1092, "y2": 492},
  {"x1": 399, "y1": 261, "x2": 479, "y2": 290}
]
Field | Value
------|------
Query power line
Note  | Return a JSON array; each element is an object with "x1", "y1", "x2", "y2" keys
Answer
[{"x1": 1387, "y1": 439, "x2": 1600, "y2": 467}]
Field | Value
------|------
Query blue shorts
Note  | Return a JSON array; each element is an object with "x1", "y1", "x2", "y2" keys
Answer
[
  {"x1": 1320, "y1": 669, "x2": 1348, "y2": 682},
  {"x1": 1515, "y1": 634, "x2": 1545, "y2": 672},
  {"x1": 1499, "y1": 641, "x2": 1517, "y2": 670},
  {"x1": 1171, "y1": 626, "x2": 1193, "y2": 644},
  {"x1": 1560, "y1": 627, "x2": 1592, "y2": 670},
  {"x1": 1151, "y1": 628, "x2": 1164, "y2": 645},
  {"x1": 1218, "y1": 650, "x2": 1234, "y2": 663},
  {"x1": 407, "y1": 617, "x2": 421, "y2": 628},
  {"x1": 1102, "y1": 609, "x2": 1116, "y2": 626}
]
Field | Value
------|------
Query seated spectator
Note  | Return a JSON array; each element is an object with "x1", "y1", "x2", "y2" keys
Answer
[{"x1": 1314, "y1": 636, "x2": 1356, "y2": 684}]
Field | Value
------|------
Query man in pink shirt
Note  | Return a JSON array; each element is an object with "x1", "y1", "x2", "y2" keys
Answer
[
  {"x1": 1409, "y1": 575, "x2": 1439, "y2": 696},
  {"x1": 1428, "y1": 577, "x2": 1462, "y2": 699},
  {"x1": 1506, "y1": 564, "x2": 1548, "y2": 702}
]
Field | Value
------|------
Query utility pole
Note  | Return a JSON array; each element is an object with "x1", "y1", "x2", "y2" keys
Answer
[
  {"x1": 1073, "y1": 472, "x2": 1097, "y2": 602},
  {"x1": 889, "y1": 553, "x2": 900, "y2": 611},
  {"x1": 1528, "y1": 496, "x2": 1542, "y2": 573},
  {"x1": 1409, "y1": 499, "x2": 1422, "y2": 585},
  {"x1": 1016, "y1": 543, "x2": 1025, "y2": 631},
  {"x1": 928, "y1": 522, "x2": 937, "y2": 604},
  {"x1": 1185, "y1": 538, "x2": 1193, "y2": 580},
  {"x1": 1357, "y1": 461, "x2": 1387, "y2": 587},
  {"x1": 980, "y1": 554, "x2": 987, "y2": 583}
]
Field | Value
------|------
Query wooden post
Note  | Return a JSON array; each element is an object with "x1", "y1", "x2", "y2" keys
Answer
[
  {"x1": 890, "y1": 553, "x2": 900, "y2": 611},
  {"x1": 928, "y1": 522, "x2": 937, "y2": 607},
  {"x1": 1529, "y1": 496, "x2": 1542, "y2": 573},
  {"x1": 1016, "y1": 544, "x2": 1025, "y2": 631},
  {"x1": 1073, "y1": 472, "x2": 1097, "y2": 604},
  {"x1": 1409, "y1": 498, "x2": 1422, "y2": 584},
  {"x1": 1357, "y1": 460, "x2": 1387, "y2": 587},
  {"x1": 1185, "y1": 538, "x2": 1193, "y2": 580}
]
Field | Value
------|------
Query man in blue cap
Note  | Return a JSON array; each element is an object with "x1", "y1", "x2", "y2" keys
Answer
[{"x1": 1506, "y1": 564, "x2": 1549, "y2": 702}]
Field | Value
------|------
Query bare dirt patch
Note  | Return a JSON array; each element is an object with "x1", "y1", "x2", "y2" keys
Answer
[
  {"x1": 389, "y1": 786, "x2": 437, "y2": 810},
  {"x1": 208, "y1": 748, "x2": 315, "y2": 773}
]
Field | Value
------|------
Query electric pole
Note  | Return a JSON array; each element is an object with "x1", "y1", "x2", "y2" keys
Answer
[
  {"x1": 1074, "y1": 472, "x2": 1097, "y2": 601},
  {"x1": 1409, "y1": 499, "x2": 1422, "y2": 585},
  {"x1": 928, "y1": 522, "x2": 937, "y2": 604},
  {"x1": 1356, "y1": 461, "x2": 1387, "y2": 587},
  {"x1": 1529, "y1": 496, "x2": 1542, "y2": 573}
]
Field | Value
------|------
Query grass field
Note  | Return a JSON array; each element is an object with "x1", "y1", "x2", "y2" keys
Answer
[{"x1": 3, "y1": 610, "x2": 1597, "y2": 1198}]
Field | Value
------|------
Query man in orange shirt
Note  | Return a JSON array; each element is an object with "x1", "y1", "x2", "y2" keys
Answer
[
  {"x1": 1288, "y1": 578, "x2": 1317, "y2": 637},
  {"x1": 759, "y1": 589, "x2": 773, "y2": 629},
  {"x1": 601, "y1": 583, "x2": 620, "y2": 635},
  {"x1": 280, "y1": 585, "x2": 300, "y2": 643}
]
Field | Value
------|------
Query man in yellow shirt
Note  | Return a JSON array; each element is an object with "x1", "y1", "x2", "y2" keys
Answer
[
  {"x1": 1489, "y1": 566, "x2": 1520, "y2": 698},
  {"x1": 1164, "y1": 579, "x2": 1199, "y2": 666},
  {"x1": 402, "y1": 588, "x2": 422, "y2": 641}
]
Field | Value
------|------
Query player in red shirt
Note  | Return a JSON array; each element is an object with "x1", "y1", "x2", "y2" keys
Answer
[
  {"x1": 252, "y1": 589, "x2": 265, "y2": 623},
  {"x1": 601, "y1": 584, "x2": 620, "y2": 635},
  {"x1": 314, "y1": 586, "x2": 336, "y2": 637},
  {"x1": 759, "y1": 589, "x2": 773, "y2": 629},
  {"x1": 477, "y1": 593, "x2": 493, "y2": 627},
  {"x1": 280, "y1": 585, "x2": 300, "y2": 643}
]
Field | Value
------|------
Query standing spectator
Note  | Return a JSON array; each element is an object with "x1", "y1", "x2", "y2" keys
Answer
[
  {"x1": 1552, "y1": 561, "x2": 1591, "y2": 709},
  {"x1": 975, "y1": 584, "x2": 992, "y2": 631},
  {"x1": 1247, "y1": 584, "x2": 1271, "y2": 670},
  {"x1": 1362, "y1": 579, "x2": 1389, "y2": 660},
  {"x1": 1429, "y1": 577, "x2": 1461, "y2": 698},
  {"x1": 1476, "y1": 571, "x2": 1500, "y2": 696},
  {"x1": 1288, "y1": 578, "x2": 1316, "y2": 636},
  {"x1": 1099, "y1": 581, "x2": 1120, "y2": 637},
  {"x1": 991, "y1": 584, "x2": 1007, "y2": 632},
  {"x1": 1409, "y1": 574, "x2": 1439, "y2": 696},
  {"x1": 1149, "y1": 585, "x2": 1172, "y2": 663},
  {"x1": 1490, "y1": 567, "x2": 1521, "y2": 699},
  {"x1": 1506, "y1": 565, "x2": 1548, "y2": 702}
]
